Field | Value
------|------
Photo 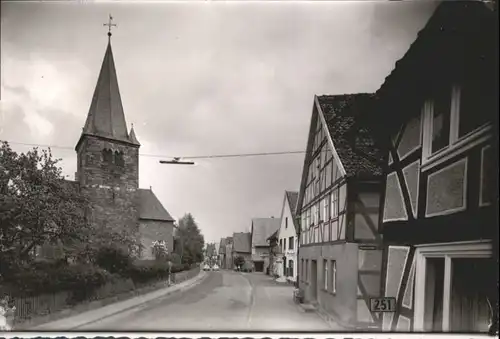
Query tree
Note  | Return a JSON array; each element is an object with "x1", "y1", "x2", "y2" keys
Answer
[
  {"x1": 152, "y1": 240, "x2": 168, "y2": 260},
  {"x1": 0, "y1": 142, "x2": 93, "y2": 271},
  {"x1": 174, "y1": 213, "x2": 205, "y2": 266}
]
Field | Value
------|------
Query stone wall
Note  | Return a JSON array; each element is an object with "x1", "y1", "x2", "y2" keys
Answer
[
  {"x1": 76, "y1": 135, "x2": 140, "y2": 248},
  {"x1": 138, "y1": 220, "x2": 174, "y2": 259}
]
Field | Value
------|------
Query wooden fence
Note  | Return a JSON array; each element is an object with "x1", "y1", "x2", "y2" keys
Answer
[{"x1": 9, "y1": 266, "x2": 200, "y2": 324}]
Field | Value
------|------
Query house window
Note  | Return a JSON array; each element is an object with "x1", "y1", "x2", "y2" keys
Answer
[
  {"x1": 331, "y1": 260, "x2": 337, "y2": 293},
  {"x1": 430, "y1": 86, "x2": 453, "y2": 154},
  {"x1": 285, "y1": 217, "x2": 288, "y2": 229},
  {"x1": 280, "y1": 239, "x2": 283, "y2": 249},
  {"x1": 288, "y1": 260, "x2": 294, "y2": 277},
  {"x1": 414, "y1": 242, "x2": 493, "y2": 333},
  {"x1": 318, "y1": 199, "x2": 323, "y2": 222},
  {"x1": 331, "y1": 189, "x2": 338, "y2": 218},
  {"x1": 289, "y1": 236, "x2": 294, "y2": 250},
  {"x1": 306, "y1": 260, "x2": 309, "y2": 281},
  {"x1": 458, "y1": 78, "x2": 493, "y2": 138},
  {"x1": 324, "y1": 196, "x2": 330, "y2": 221},
  {"x1": 324, "y1": 259, "x2": 328, "y2": 290},
  {"x1": 316, "y1": 202, "x2": 321, "y2": 224},
  {"x1": 283, "y1": 238, "x2": 287, "y2": 251},
  {"x1": 422, "y1": 84, "x2": 492, "y2": 165}
]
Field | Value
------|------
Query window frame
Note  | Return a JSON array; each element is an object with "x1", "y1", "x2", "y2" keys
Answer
[
  {"x1": 331, "y1": 260, "x2": 337, "y2": 294},
  {"x1": 323, "y1": 259, "x2": 328, "y2": 291},
  {"x1": 422, "y1": 85, "x2": 492, "y2": 171},
  {"x1": 331, "y1": 189, "x2": 339, "y2": 218},
  {"x1": 413, "y1": 241, "x2": 492, "y2": 332}
]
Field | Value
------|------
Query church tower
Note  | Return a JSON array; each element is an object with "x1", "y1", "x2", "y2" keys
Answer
[{"x1": 75, "y1": 23, "x2": 141, "y2": 242}]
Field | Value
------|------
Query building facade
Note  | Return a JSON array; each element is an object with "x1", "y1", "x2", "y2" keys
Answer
[
  {"x1": 218, "y1": 238, "x2": 226, "y2": 268},
  {"x1": 251, "y1": 218, "x2": 281, "y2": 273},
  {"x1": 232, "y1": 232, "x2": 252, "y2": 270},
  {"x1": 276, "y1": 191, "x2": 299, "y2": 282},
  {"x1": 225, "y1": 237, "x2": 233, "y2": 269},
  {"x1": 363, "y1": 2, "x2": 498, "y2": 333},
  {"x1": 296, "y1": 94, "x2": 385, "y2": 329}
]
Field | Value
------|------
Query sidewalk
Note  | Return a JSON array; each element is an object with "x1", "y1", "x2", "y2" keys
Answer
[{"x1": 28, "y1": 270, "x2": 208, "y2": 331}]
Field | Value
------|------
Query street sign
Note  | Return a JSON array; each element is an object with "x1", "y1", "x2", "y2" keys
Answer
[{"x1": 370, "y1": 297, "x2": 396, "y2": 312}]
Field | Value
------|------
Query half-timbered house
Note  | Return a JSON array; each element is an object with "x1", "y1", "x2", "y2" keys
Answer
[
  {"x1": 356, "y1": 2, "x2": 498, "y2": 333},
  {"x1": 296, "y1": 94, "x2": 385, "y2": 329}
]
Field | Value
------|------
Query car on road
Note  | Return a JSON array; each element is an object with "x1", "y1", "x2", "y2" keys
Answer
[
  {"x1": 203, "y1": 264, "x2": 211, "y2": 271},
  {"x1": 212, "y1": 264, "x2": 219, "y2": 271}
]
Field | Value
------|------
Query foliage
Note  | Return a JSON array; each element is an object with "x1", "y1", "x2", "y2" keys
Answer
[
  {"x1": 0, "y1": 142, "x2": 92, "y2": 272},
  {"x1": 151, "y1": 240, "x2": 168, "y2": 260},
  {"x1": 174, "y1": 213, "x2": 205, "y2": 266},
  {"x1": 167, "y1": 252, "x2": 181, "y2": 265},
  {"x1": 127, "y1": 260, "x2": 170, "y2": 285},
  {"x1": 234, "y1": 255, "x2": 245, "y2": 268},
  {"x1": 94, "y1": 246, "x2": 133, "y2": 275},
  {"x1": 3, "y1": 262, "x2": 113, "y2": 299}
]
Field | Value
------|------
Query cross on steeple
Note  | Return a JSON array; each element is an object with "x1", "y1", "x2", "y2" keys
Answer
[{"x1": 103, "y1": 14, "x2": 117, "y2": 38}]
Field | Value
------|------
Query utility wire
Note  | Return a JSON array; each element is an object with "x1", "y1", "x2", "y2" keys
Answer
[{"x1": 0, "y1": 140, "x2": 306, "y2": 160}]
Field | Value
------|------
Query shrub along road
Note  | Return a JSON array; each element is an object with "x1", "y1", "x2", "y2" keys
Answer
[{"x1": 69, "y1": 271, "x2": 334, "y2": 332}]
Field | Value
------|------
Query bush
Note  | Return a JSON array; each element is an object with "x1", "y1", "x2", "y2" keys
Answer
[
  {"x1": 127, "y1": 260, "x2": 170, "y2": 285},
  {"x1": 4, "y1": 263, "x2": 113, "y2": 299},
  {"x1": 95, "y1": 246, "x2": 133, "y2": 275}
]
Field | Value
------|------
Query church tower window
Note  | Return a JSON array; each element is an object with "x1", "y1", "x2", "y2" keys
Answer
[
  {"x1": 114, "y1": 151, "x2": 125, "y2": 167},
  {"x1": 102, "y1": 148, "x2": 113, "y2": 163}
]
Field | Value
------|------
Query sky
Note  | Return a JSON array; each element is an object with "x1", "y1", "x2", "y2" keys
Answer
[{"x1": 0, "y1": 0, "x2": 438, "y2": 245}]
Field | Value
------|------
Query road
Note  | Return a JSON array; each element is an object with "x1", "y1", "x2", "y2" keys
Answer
[{"x1": 74, "y1": 270, "x2": 332, "y2": 331}]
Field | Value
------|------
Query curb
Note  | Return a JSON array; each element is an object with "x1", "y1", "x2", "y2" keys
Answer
[{"x1": 29, "y1": 270, "x2": 208, "y2": 330}]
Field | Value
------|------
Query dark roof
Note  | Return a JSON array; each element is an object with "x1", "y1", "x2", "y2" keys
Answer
[
  {"x1": 316, "y1": 94, "x2": 384, "y2": 177},
  {"x1": 285, "y1": 191, "x2": 299, "y2": 230},
  {"x1": 267, "y1": 229, "x2": 279, "y2": 242},
  {"x1": 251, "y1": 218, "x2": 281, "y2": 247},
  {"x1": 233, "y1": 232, "x2": 251, "y2": 253},
  {"x1": 374, "y1": 1, "x2": 496, "y2": 127},
  {"x1": 77, "y1": 39, "x2": 139, "y2": 150},
  {"x1": 219, "y1": 238, "x2": 226, "y2": 254},
  {"x1": 137, "y1": 188, "x2": 175, "y2": 222}
]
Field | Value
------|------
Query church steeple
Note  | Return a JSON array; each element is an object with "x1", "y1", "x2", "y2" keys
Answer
[{"x1": 76, "y1": 15, "x2": 139, "y2": 150}]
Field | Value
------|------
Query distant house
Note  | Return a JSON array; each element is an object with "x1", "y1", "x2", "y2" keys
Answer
[
  {"x1": 225, "y1": 237, "x2": 234, "y2": 269},
  {"x1": 359, "y1": 2, "x2": 497, "y2": 333},
  {"x1": 205, "y1": 243, "x2": 216, "y2": 265},
  {"x1": 250, "y1": 218, "x2": 281, "y2": 273},
  {"x1": 276, "y1": 191, "x2": 299, "y2": 283},
  {"x1": 296, "y1": 93, "x2": 385, "y2": 329},
  {"x1": 267, "y1": 229, "x2": 284, "y2": 279},
  {"x1": 218, "y1": 238, "x2": 227, "y2": 268},
  {"x1": 232, "y1": 232, "x2": 252, "y2": 270}
]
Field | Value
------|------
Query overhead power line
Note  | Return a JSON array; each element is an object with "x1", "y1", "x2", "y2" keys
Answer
[{"x1": 0, "y1": 140, "x2": 306, "y2": 160}]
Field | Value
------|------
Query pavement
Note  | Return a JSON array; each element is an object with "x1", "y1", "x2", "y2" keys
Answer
[
  {"x1": 32, "y1": 270, "x2": 338, "y2": 331},
  {"x1": 30, "y1": 269, "x2": 208, "y2": 331}
]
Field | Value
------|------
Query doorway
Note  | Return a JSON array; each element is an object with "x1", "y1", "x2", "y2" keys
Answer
[
  {"x1": 311, "y1": 260, "x2": 318, "y2": 301},
  {"x1": 254, "y1": 261, "x2": 264, "y2": 272}
]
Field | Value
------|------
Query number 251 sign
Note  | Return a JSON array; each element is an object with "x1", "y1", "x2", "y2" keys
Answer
[{"x1": 370, "y1": 297, "x2": 396, "y2": 312}]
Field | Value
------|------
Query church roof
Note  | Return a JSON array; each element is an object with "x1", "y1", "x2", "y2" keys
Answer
[
  {"x1": 137, "y1": 188, "x2": 175, "y2": 222},
  {"x1": 77, "y1": 37, "x2": 139, "y2": 149}
]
